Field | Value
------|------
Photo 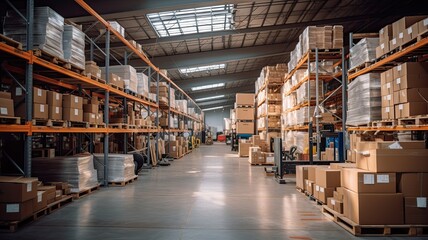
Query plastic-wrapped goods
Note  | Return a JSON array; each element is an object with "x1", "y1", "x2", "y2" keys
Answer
[
  {"x1": 349, "y1": 38, "x2": 379, "y2": 70},
  {"x1": 32, "y1": 154, "x2": 98, "y2": 193},
  {"x1": 108, "y1": 21, "x2": 125, "y2": 38},
  {"x1": 63, "y1": 25, "x2": 85, "y2": 70},
  {"x1": 257, "y1": 118, "x2": 265, "y2": 129},
  {"x1": 137, "y1": 73, "x2": 149, "y2": 97},
  {"x1": 309, "y1": 61, "x2": 334, "y2": 74},
  {"x1": 4, "y1": 6, "x2": 64, "y2": 59},
  {"x1": 176, "y1": 100, "x2": 188, "y2": 114},
  {"x1": 282, "y1": 131, "x2": 309, "y2": 154},
  {"x1": 346, "y1": 73, "x2": 381, "y2": 126},
  {"x1": 93, "y1": 154, "x2": 136, "y2": 183},
  {"x1": 169, "y1": 88, "x2": 176, "y2": 109},
  {"x1": 188, "y1": 108, "x2": 196, "y2": 115},
  {"x1": 296, "y1": 106, "x2": 316, "y2": 124},
  {"x1": 103, "y1": 65, "x2": 138, "y2": 93},
  {"x1": 296, "y1": 81, "x2": 323, "y2": 104}
]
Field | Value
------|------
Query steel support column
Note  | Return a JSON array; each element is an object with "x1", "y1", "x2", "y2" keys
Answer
[{"x1": 103, "y1": 29, "x2": 110, "y2": 186}]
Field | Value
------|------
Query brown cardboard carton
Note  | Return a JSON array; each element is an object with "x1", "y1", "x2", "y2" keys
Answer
[
  {"x1": 333, "y1": 199, "x2": 343, "y2": 214},
  {"x1": 317, "y1": 186, "x2": 335, "y2": 203},
  {"x1": 341, "y1": 168, "x2": 396, "y2": 193},
  {"x1": 0, "y1": 98, "x2": 14, "y2": 117},
  {"x1": 37, "y1": 186, "x2": 56, "y2": 204},
  {"x1": 404, "y1": 197, "x2": 428, "y2": 224},
  {"x1": 381, "y1": 94, "x2": 393, "y2": 107},
  {"x1": 334, "y1": 190, "x2": 343, "y2": 201},
  {"x1": 398, "y1": 173, "x2": 428, "y2": 197},
  {"x1": 238, "y1": 142, "x2": 251, "y2": 157},
  {"x1": 63, "y1": 95, "x2": 83, "y2": 109},
  {"x1": 305, "y1": 180, "x2": 314, "y2": 195},
  {"x1": 236, "y1": 93, "x2": 255, "y2": 106},
  {"x1": 315, "y1": 168, "x2": 341, "y2": 188},
  {"x1": 393, "y1": 16, "x2": 427, "y2": 38},
  {"x1": 394, "y1": 62, "x2": 428, "y2": 78},
  {"x1": 394, "y1": 74, "x2": 428, "y2": 91},
  {"x1": 48, "y1": 105, "x2": 62, "y2": 120},
  {"x1": 236, "y1": 121, "x2": 254, "y2": 134},
  {"x1": 395, "y1": 102, "x2": 428, "y2": 118},
  {"x1": 63, "y1": 108, "x2": 83, "y2": 122},
  {"x1": 329, "y1": 163, "x2": 356, "y2": 170},
  {"x1": 33, "y1": 87, "x2": 47, "y2": 104},
  {"x1": 251, "y1": 135, "x2": 261, "y2": 147},
  {"x1": 0, "y1": 91, "x2": 11, "y2": 99},
  {"x1": 55, "y1": 190, "x2": 62, "y2": 201},
  {"x1": 47, "y1": 91, "x2": 62, "y2": 107},
  {"x1": 168, "y1": 141, "x2": 178, "y2": 153},
  {"x1": 296, "y1": 166, "x2": 309, "y2": 190},
  {"x1": 263, "y1": 152, "x2": 274, "y2": 164},
  {"x1": 248, "y1": 147, "x2": 264, "y2": 164},
  {"x1": 343, "y1": 188, "x2": 404, "y2": 225},
  {"x1": 33, "y1": 191, "x2": 47, "y2": 212},
  {"x1": 83, "y1": 104, "x2": 98, "y2": 114},
  {"x1": 327, "y1": 197, "x2": 335, "y2": 210},
  {"x1": 389, "y1": 37, "x2": 399, "y2": 51},
  {"x1": 0, "y1": 176, "x2": 38, "y2": 202},
  {"x1": 34, "y1": 103, "x2": 48, "y2": 119},
  {"x1": 0, "y1": 199, "x2": 34, "y2": 221},
  {"x1": 395, "y1": 88, "x2": 428, "y2": 104},
  {"x1": 380, "y1": 81, "x2": 394, "y2": 96},
  {"x1": 418, "y1": 18, "x2": 428, "y2": 35},
  {"x1": 379, "y1": 24, "x2": 393, "y2": 43},
  {"x1": 402, "y1": 24, "x2": 418, "y2": 45},
  {"x1": 84, "y1": 113, "x2": 97, "y2": 124},
  {"x1": 235, "y1": 108, "x2": 254, "y2": 120}
]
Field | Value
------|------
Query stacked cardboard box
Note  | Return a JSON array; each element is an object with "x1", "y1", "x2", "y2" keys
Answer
[
  {"x1": 83, "y1": 97, "x2": 99, "y2": 124},
  {"x1": 85, "y1": 61, "x2": 102, "y2": 79},
  {"x1": 248, "y1": 146, "x2": 264, "y2": 164},
  {"x1": 235, "y1": 93, "x2": 255, "y2": 134},
  {"x1": 238, "y1": 139, "x2": 251, "y2": 157},
  {"x1": 314, "y1": 168, "x2": 341, "y2": 204},
  {"x1": 63, "y1": 94, "x2": 83, "y2": 122},
  {"x1": 0, "y1": 92, "x2": 14, "y2": 117},
  {"x1": 101, "y1": 71, "x2": 124, "y2": 89},
  {"x1": 15, "y1": 87, "x2": 49, "y2": 120},
  {"x1": 0, "y1": 176, "x2": 39, "y2": 221},
  {"x1": 107, "y1": 65, "x2": 138, "y2": 93},
  {"x1": 47, "y1": 91, "x2": 62, "y2": 120}
]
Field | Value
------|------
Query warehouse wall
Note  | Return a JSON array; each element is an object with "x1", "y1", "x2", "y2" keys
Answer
[{"x1": 204, "y1": 107, "x2": 231, "y2": 132}]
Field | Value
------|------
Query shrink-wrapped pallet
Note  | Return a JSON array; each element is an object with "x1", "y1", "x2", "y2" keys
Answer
[
  {"x1": 296, "y1": 81, "x2": 323, "y2": 104},
  {"x1": 346, "y1": 73, "x2": 381, "y2": 126},
  {"x1": 102, "y1": 65, "x2": 138, "y2": 93},
  {"x1": 4, "y1": 6, "x2": 64, "y2": 59},
  {"x1": 32, "y1": 154, "x2": 98, "y2": 193},
  {"x1": 349, "y1": 38, "x2": 379, "y2": 70},
  {"x1": 63, "y1": 25, "x2": 85, "y2": 70},
  {"x1": 93, "y1": 154, "x2": 137, "y2": 183},
  {"x1": 137, "y1": 72, "x2": 149, "y2": 97}
]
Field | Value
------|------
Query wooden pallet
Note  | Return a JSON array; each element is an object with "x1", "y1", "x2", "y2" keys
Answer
[
  {"x1": 33, "y1": 49, "x2": 70, "y2": 69},
  {"x1": 250, "y1": 163, "x2": 275, "y2": 166},
  {"x1": 235, "y1": 104, "x2": 254, "y2": 108},
  {"x1": 89, "y1": 123, "x2": 106, "y2": 128},
  {"x1": 71, "y1": 184, "x2": 100, "y2": 199},
  {"x1": 108, "y1": 123, "x2": 129, "y2": 129},
  {"x1": 0, "y1": 34, "x2": 23, "y2": 50},
  {"x1": 108, "y1": 175, "x2": 138, "y2": 186},
  {"x1": 32, "y1": 119, "x2": 67, "y2": 127},
  {"x1": 109, "y1": 83, "x2": 124, "y2": 92},
  {"x1": 335, "y1": 215, "x2": 428, "y2": 237},
  {"x1": 371, "y1": 119, "x2": 397, "y2": 127},
  {"x1": 67, "y1": 121, "x2": 90, "y2": 128},
  {"x1": 398, "y1": 114, "x2": 428, "y2": 126},
  {"x1": 0, "y1": 116, "x2": 20, "y2": 124},
  {"x1": 0, "y1": 195, "x2": 73, "y2": 232},
  {"x1": 321, "y1": 205, "x2": 342, "y2": 222}
]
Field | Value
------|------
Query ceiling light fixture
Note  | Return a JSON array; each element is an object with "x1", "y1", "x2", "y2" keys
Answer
[
  {"x1": 179, "y1": 63, "x2": 226, "y2": 74},
  {"x1": 191, "y1": 83, "x2": 225, "y2": 91},
  {"x1": 195, "y1": 95, "x2": 225, "y2": 102}
]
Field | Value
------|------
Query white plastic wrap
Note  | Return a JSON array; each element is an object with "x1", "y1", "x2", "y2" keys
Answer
[
  {"x1": 346, "y1": 73, "x2": 381, "y2": 126},
  {"x1": 103, "y1": 65, "x2": 138, "y2": 93},
  {"x1": 296, "y1": 81, "x2": 323, "y2": 104},
  {"x1": 32, "y1": 154, "x2": 99, "y2": 193},
  {"x1": 63, "y1": 25, "x2": 85, "y2": 70},
  {"x1": 108, "y1": 21, "x2": 125, "y2": 38},
  {"x1": 4, "y1": 6, "x2": 64, "y2": 59},
  {"x1": 176, "y1": 100, "x2": 188, "y2": 113},
  {"x1": 349, "y1": 38, "x2": 379, "y2": 70},
  {"x1": 93, "y1": 154, "x2": 136, "y2": 182},
  {"x1": 136, "y1": 72, "x2": 149, "y2": 97}
]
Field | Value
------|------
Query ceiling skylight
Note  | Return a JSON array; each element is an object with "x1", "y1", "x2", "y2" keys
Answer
[
  {"x1": 195, "y1": 95, "x2": 225, "y2": 102},
  {"x1": 179, "y1": 64, "x2": 226, "y2": 74},
  {"x1": 191, "y1": 83, "x2": 225, "y2": 91},
  {"x1": 147, "y1": 4, "x2": 234, "y2": 37}
]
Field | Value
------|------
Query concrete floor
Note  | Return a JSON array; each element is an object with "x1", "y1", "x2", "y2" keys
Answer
[{"x1": 2, "y1": 143, "x2": 419, "y2": 240}]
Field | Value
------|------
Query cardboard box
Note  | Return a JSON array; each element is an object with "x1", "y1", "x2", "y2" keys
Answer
[
  {"x1": 394, "y1": 62, "x2": 428, "y2": 78},
  {"x1": 0, "y1": 91, "x2": 11, "y2": 99},
  {"x1": 334, "y1": 199, "x2": 343, "y2": 214},
  {"x1": 249, "y1": 147, "x2": 264, "y2": 164},
  {"x1": 263, "y1": 152, "x2": 274, "y2": 164},
  {"x1": 239, "y1": 142, "x2": 251, "y2": 157},
  {"x1": 33, "y1": 87, "x2": 47, "y2": 104},
  {"x1": 38, "y1": 186, "x2": 56, "y2": 204},
  {"x1": 236, "y1": 121, "x2": 254, "y2": 134},
  {"x1": 33, "y1": 191, "x2": 47, "y2": 212},
  {"x1": 381, "y1": 106, "x2": 394, "y2": 120},
  {"x1": 63, "y1": 95, "x2": 83, "y2": 109},
  {"x1": 296, "y1": 166, "x2": 309, "y2": 190},
  {"x1": 329, "y1": 163, "x2": 356, "y2": 170},
  {"x1": 34, "y1": 103, "x2": 48, "y2": 119},
  {"x1": 84, "y1": 113, "x2": 97, "y2": 124},
  {"x1": 402, "y1": 24, "x2": 418, "y2": 45},
  {"x1": 394, "y1": 75, "x2": 428, "y2": 91},
  {"x1": 327, "y1": 197, "x2": 335, "y2": 210},
  {"x1": 236, "y1": 93, "x2": 255, "y2": 106},
  {"x1": 418, "y1": 18, "x2": 428, "y2": 35},
  {"x1": 305, "y1": 180, "x2": 314, "y2": 195},
  {"x1": 341, "y1": 168, "x2": 396, "y2": 193},
  {"x1": 0, "y1": 98, "x2": 14, "y2": 117},
  {"x1": 389, "y1": 37, "x2": 399, "y2": 51},
  {"x1": 251, "y1": 135, "x2": 261, "y2": 147},
  {"x1": 48, "y1": 105, "x2": 62, "y2": 120},
  {"x1": 316, "y1": 185, "x2": 335, "y2": 204},
  {"x1": 393, "y1": 16, "x2": 427, "y2": 38},
  {"x1": 379, "y1": 24, "x2": 393, "y2": 44},
  {"x1": 381, "y1": 94, "x2": 393, "y2": 107},
  {"x1": 0, "y1": 176, "x2": 38, "y2": 202},
  {"x1": 47, "y1": 91, "x2": 62, "y2": 107},
  {"x1": 168, "y1": 141, "x2": 178, "y2": 153},
  {"x1": 394, "y1": 88, "x2": 428, "y2": 104},
  {"x1": 380, "y1": 81, "x2": 394, "y2": 96},
  {"x1": 315, "y1": 168, "x2": 341, "y2": 188},
  {"x1": 63, "y1": 108, "x2": 83, "y2": 122},
  {"x1": 343, "y1": 188, "x2": 404, "y2": 225},
  {"x1": 399, "y1": 173, "x2": 428, "y2": 197},
  {"x1": 55, "y1": 190, "x2": 62, "y2": 201},
  {"x1": 395, "y1": 102, "x2": 428, "y2": 118},
  {"x1": 307, "y1": 165, "x2": 327, "y2": 182},
  {"x1": 235, "y1": 108, "x2": 254, "y2": 120},
  {"x1": 83, "y1": 104, "x2": 98, "y2": 114},
  {"x1": 404, "y1": 197, "x2": 428, "y2": 224},
  {"x1": 0, "y1": 199, "x2": 34, "y2": 221}
]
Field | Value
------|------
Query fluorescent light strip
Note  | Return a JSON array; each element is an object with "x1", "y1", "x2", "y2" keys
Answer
[
  {"x1": 191, "y1": 83, "x2": 225, "y2": 91},
  {"x1": 202, "y1": 106, "x2": 225, "y2": 111},
  {"x1": 195, "y1": 95, "x2": 225, "y2": 102},
  {"x1": 179, "y1": 63, "x2": 226, "y2": 74}
]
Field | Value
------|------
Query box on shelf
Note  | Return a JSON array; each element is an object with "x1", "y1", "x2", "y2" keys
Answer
[
  {"x1": 0, "y1": 96, "x2": 14, "y2": 117},
  {"x1": 47, "y1": 91, "x2": 62, "y2": 107},
  {"x1": 239, "y1": 140, "x2": 251, "y2": 157},
  {"x1": 235, "y1": 108, "x2": 254, "y2": 120},
  {"x1": 63, "y1": 95, "x2": 83, "y2": 109},
  {"x1": 236, "y1": 121, "x2": 254, "y2": 134},
  {"x1": 83, "y1": 104, "x2": 98, "y2": 114},
  {"x1": 33, "y1": 87, "x2": 47, "y2": 104},
  {"x1": 48, "y1": 105, "x2": 62, "y2": 120},
  {"x1": 84, "y1": 113, "x2": 97, "y2": 124},
  {"x1": 236, "y1": 93, "x2": 255, "y2": 106},
  {"x1": 63, "y1": 108, "x2": 83, "y2": 122},
  {"x1": 394, "y1": 88, "x2": 428, "y2": 104},
  {"x1": 398, "y1": 173, "x2": 428, "y2": 197},
  {"x1": 85, "y1": 61, "x2": 101, "y2": 79},
  {"x1": 418, "y1": 18, "x2": 428, "y2": 35},
  {"x1": 34, "y1": 103, "x2": 48, "y2": 119},
  {"x1": 404, "y1": 197, "x2": 428, "y2": 224},
  {"x1": 395, "y1": 102, "x2": 428, "y2": 118},
  {"x1": 341, "y1": 168, "x2": 396, "y2": 193}
]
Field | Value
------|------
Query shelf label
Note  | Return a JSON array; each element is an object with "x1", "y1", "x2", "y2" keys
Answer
[
  {"x1": 56, "y1": 93, "x2": 60, "y2": 100},
  {"x1": 377, "y1": 174, "x2": 390, "y2": 183},
  {"x1": 320, "y1": 187, "x2": 325, "y2": 193},
  {"x1": 399, "y1": 32, "x2": 403, "y2": 39},
  {"x1": 38, "y1": 89, "x2": 42, "y2": 97},
  {"x1": 16, "y1": 87, "x2": 22, "y2": 96},
  {"x1": 408, "y1": 27, "x2": 413, "y2": 34},
  {"x1": 74, "y1": 109, "x2": 78, "y2": 116},
  {"x1": 386, "y1": 82, "x2": 391, "y2": 89},
  {"x1": 40, "y1": 104, "x2": 45, "y2": 112},
  {"x1": 315, "y1": 185, "x2": 320, "y2": 191},
  {"x1": 91, "y1": 114, "x2": 95, "y2": 119},
  {"x1": 37, "y1": 191, "x2": 43, "y2": 202},
  {"x1": 417, "y1": 197, "x2": 427, "y2": 208},
  {"x1": 55, "y1": 107, "x2": 59, "y2": 114},
  {"x1": 363, "y1": 174, "x2": 375, "y2": 184},
  {"x1": 392, "y1": 38, "x2": 396, "y2": 45},
  {"x1": 331, "y1": 199, "x2": 336, "y2": 205},
  {"x1": 74, "y1": 96, "x2": 79, "y2": 103},
  {"x1": 399, "y1": 104, "x2": 403, "y2": 110},
  {"x1": 424, "y1": 18, "x2": 428, "y2": 26},
  {"x1": 396, "y1": 78, "x2": 401, "y2": 84},
  {"x1": 398, "y1": 65, "x2": 402, "y2": 71},
  {"x1": 6, "y1": 204, "x2": 19, "y2": 213},
  {"x1": 386, "y1": 107, "x2": 390, "y2": 113},
  {"x1": 381, "y1": 43, "x2": 384, "y2": 49},
  {"x1": 0, "y1": 107, "x2": 8, "y2": 115}
]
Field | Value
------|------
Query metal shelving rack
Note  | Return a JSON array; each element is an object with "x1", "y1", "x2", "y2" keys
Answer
[
  {"x1": 0, "y1": 0, "x2": 203, "y2": 181},
  {"x1": 255, "y1": 77, "x2": 282, "y2": 136}
]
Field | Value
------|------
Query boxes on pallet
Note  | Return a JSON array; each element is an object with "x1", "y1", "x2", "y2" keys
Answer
[
  {"x1": 249, "y1": 147, "x2": 264, "y2": 164},
  {"x1": 236, "y1": 121, "x2": 254, "y2": 134},
  {"x1": 93, "y1": 154, "x2": 136, "y2": 182},
  {"x1": 33, "y1": 191, "x2": 47, "y2": 212},
  {"x1": 37, "y1": 186, "x2": 56, "y2": 204},
  {"x1": 392, "y1": 16, "x2": 427, "y2": 46},
  {"x1": 296, "y1": 166, "x2": 309, "y2": 190},
  {"x1": 349, "y1": 38, "x2": 379, "y2": 70},
  {"x1": 235, "y1": 108, "x2": 254, "y2": 120},
  {"x1": 341, "y1": 168, "x2": 396, "y2": 193},
  {"x1": 398, "y1": 173, "x2": 428, "y2": 197},
  {"x1": 404, "y1": 197, "x2": 428, "y2": 224},
  {"x1": 418, "y1": 18, "x2": 428, "y2": 35},
  {"x1": 85, "y1": 61, "x2": 102, "y2": 79},
  {"x1": 63, "y1": 25, "x2": 85, "y2": 70},
  {"x1": 238, "y1": 140, "x2": 251, "y2": 157},
  {"x1": 0, "y1": 92, "x2": 14, "y2": 117},
  {"x1": 236, "y1": 93, "x2": 254, "y2": 106},
  {"x1": 49, "y1": 105, "x2": 62, "y2": 120},
  {"x1": 103, "y1": 65, "x2": 138, "y2": 93},
  {"x1": 101, "y1": 72, "x2": 124, "y2": 89}
]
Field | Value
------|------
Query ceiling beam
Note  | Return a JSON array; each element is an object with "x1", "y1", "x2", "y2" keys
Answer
[
  {"x1": 175, "y1": 70, "x2": 260, "y2": 89},
  {"x1": 189, "y1": 85, "x2": 254, "y2": 99},
  {"x1": 128, "y1": 44, "x2": 288, "y2": 69}
]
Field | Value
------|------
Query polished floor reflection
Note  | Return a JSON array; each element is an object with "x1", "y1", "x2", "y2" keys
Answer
[{"x1": 2, "y1": 143, "x2": 404, "y2": 239}]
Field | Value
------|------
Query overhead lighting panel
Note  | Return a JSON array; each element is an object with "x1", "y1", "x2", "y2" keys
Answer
[
  {"x1": 147, "y1": 4, "x2": 234, "y2": 37},
  {"x1": 191, "y1": 83, "x2": 225, "y2": 91},
  {"x1": 195, "y1": 95, "x2": 225, "y2": 102},
  {"x1": 202, "y1": 106, "x2": 225, "y2": 111},
  {"x1": 179, "y1": 63, "x2": 226, "y2": 74}
]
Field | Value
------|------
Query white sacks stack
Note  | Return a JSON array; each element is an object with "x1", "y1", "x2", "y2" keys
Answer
[
  {"x1": 4, "y1": 6, "x2": 64, "y2": 59},
  {"x1": 63, "y1": 25, "x2": 85, "y2": 70},
  {"x1": 32, "y1": 154, "x2": 99, "y2": 193},
  {"x1": 349, "y1": 38, "x2": 379, "y2": 70},
  {"x1": 93, "y1": 154, "x2": 137, "y2": 182}
]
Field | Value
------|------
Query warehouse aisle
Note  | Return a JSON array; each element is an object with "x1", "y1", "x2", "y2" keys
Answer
[{"x1": 3, "y1": 144, "x2": 393, "y2": 240}]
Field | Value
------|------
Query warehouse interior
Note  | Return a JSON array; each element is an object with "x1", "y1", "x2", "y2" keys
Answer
[{"x1": 0, "y1": 0, "x2": 428, "y2": 239}]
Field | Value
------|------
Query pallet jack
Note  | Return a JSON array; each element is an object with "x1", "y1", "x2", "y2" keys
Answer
[{"x1": 264, "y1": 137, "x2": 287, "y2": 184}]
